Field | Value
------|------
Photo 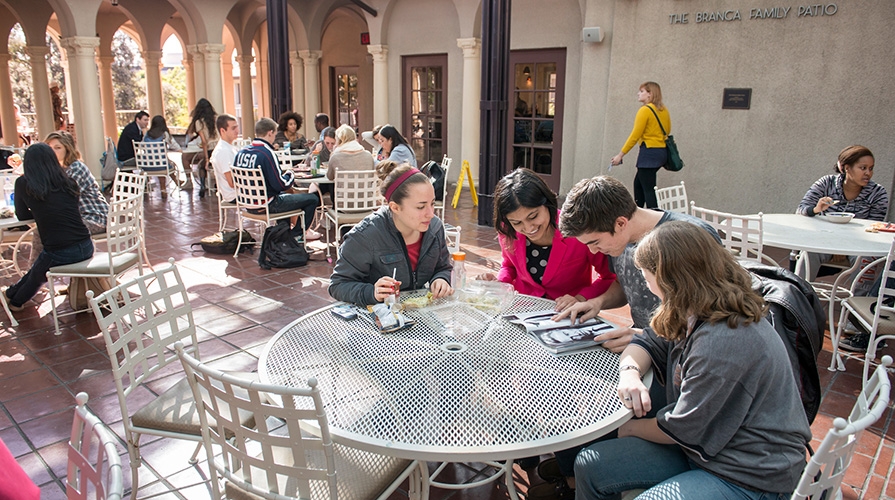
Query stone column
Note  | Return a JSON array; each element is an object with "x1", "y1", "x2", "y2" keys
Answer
[
  {"x1": 367, "y1": 45, "x2": 389, "y2": 127},
  {"x1": 96, "y1": 55, "x2": 117, "y2": 139},
  {"x1": 256, "y1": 52, "x2": 269, "y2": 118},
  {"x1": 198, "y1": 43, "x2": 225, "y2": 114},
  {"x1": 457, "y1": 38, "x2": 482, "y2": 181},
  {"x1": 299, "y1": 50, "x2": 322, "y2": 136},
  {"x1": 236, "y1": 55, "x2": 255, "y2": 137},
  {"x1": 59, "y1": 54, "x2": 75, "y2": 126},
  {"x1": 24, "y1": 46, "x2": 53, "y2": 139},
  {"x1": 222, "y1": 56, "x2": 235, "y2": 115},
  {"x1": 142, "y1": 50, "x2": 164, "y2": 117},
  {"x1": 186, "y1": 45, "x2": 205, "y2": 104},
  {"x1": 289, "y1": 51, "x2": 305, "y2": 128},
  {"x1": 0, "y1": 53, "x2": 17, "y2": 146},
  {"x1": 182, "y1": 54, "x2": 197, "y2": 111},
  {"x1": 60, "y1": 36, "x2": 103, "y2": 179}
]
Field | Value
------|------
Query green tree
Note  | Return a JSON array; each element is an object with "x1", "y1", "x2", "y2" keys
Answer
[
  {"x1": 162, "y1": 65, "x2": 188, "y2": 129},
  {"x1": 111, "y1": 31, "x2": 146, "y2": 127}
]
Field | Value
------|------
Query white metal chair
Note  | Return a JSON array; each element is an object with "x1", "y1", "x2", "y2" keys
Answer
[
  {"x1": 230, "y1": 166, "x2": 308, "y2": 258},
  {"x1": 654, "y1": 181, "x2": 688, "y2": 214},
  {"x1": 216, "y1": 191, "x2": 238, "y2": 232},
  {"x1": 831, "y1": 238, "x2": 895, "y2": 378},
  {"x1": 133, "y1": 140, "x2": 175, "y2": 199},
  {"x1": 67, "y1": 392, "x2": 124, "y2": 500},
  {"x1": 175, "y1": 343, "x2": 427, "y2": 500},
  {"x1": 93, "y1": 171, "x2": 151, "y2": 269},
  {"x1": 690, "y1": 202, "x2": 770, "y2": 265},
  {"x1": 274, "y1": 149, "x2": 293, "y2": 172},
  {"x1": 86, "y1": 258, "x2": 255, "y2": 500},
  {"x1": 324, "y1": 169, "x2": 381, "y2": 260},
  {"x1": 47, "y1": 194, "x2": 144, "y2": 335},
  {"x1": 791, "y1": 356, "x2": 892, "y2": 500},
  {"x1": 433, "y1": 155, "x2": 462, "y2": 253}
]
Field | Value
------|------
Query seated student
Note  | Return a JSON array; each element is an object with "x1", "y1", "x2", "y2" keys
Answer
[
  {"x1": 329, "y1": 163, "x2": 453, "y2": 305},
  {"x1": 4, "y1": 143, "x2": 94, "y2": 311},
  {"x1": 233, "y1": 118, "x2": 321, "y2": 241},
  {"x1": 305, "y1": 126, "x2": 336, "y2": 167},
  {"x1": 142, "y1": 115, "x2": 182, "y2": 197},
  {"x1": 45, "y1": 131, "x2": 108, "y2": 235},
  {"x1": 361, "y1": 124, "x2": 387, "y2": 161},
  {"x1": 210, "y1": 113, "x2": 240, "y2": 204},
  {"x1": 116, "y1": 110, "x2": 149, "y2": 167},
  {"x1": 273, "y1": 111, "x2": 308, "y2": 151},
  {"x1": 544, "y1": 175, "x2": 720, "y2": 494},
  {"x1": 314, "y1": 124, "x2": 375, "y2": 203},
  {"x1": 480, "y1": 168, "x2": 615, "y2": 309},
  {"x1": 477, "y1": 168, "x2": 616, "y2": 492},
  {"x1": 376, "y1": 125, "x2": 417, "y2": 168},
  {"x1": 575, "y1": 221, "x2": 811, "y2": 499}
]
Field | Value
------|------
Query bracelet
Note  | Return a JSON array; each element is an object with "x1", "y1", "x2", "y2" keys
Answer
[{"x1": 619, "y1": 364, "x2": 643, "y2": 379}]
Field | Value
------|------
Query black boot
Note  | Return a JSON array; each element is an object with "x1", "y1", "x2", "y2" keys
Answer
[{"x1": 198, "y1": 176, "x2": 206, "y2": 198}]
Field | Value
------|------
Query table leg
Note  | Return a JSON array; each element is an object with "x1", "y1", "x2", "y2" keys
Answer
[{"x1": 427, "y1": 461, "x2": 518, "y2": 497}]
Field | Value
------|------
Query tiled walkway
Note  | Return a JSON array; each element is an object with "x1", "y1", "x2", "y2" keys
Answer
[{"x1": 0, "y1": 186, "x2": 893, "y2": 499}]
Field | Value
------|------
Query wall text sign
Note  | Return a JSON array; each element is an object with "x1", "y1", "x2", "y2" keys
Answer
[{"x1": 669, "y1": 4, "x2": 837, "y2": 24}]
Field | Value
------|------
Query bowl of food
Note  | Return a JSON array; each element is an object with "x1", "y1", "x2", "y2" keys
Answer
[{"x1": 823, "y1": 213, "x2": 854, "y2": 224}]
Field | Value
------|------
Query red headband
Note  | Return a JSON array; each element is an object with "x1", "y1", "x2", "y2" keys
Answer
[{"x1": 385, "y1": 168, "x2": 421, "y2": 202}]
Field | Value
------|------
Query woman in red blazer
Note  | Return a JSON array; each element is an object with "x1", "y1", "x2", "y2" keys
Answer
[{"x1": 479, "y1": 168, "x2": 615, "y2": 311}]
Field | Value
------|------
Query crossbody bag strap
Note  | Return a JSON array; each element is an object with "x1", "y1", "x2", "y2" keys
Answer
[{"x1": 646, "y1": 104, "x2": 669, "y2": 139}]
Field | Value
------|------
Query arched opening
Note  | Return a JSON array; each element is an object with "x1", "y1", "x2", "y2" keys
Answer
[
  {"x1": 162, "y1": 33, "x2": 188, "y2": 129},
  {"x1": 111, "y1": 30, "x2": 146, "y2": 129},
  {"x1": 7, "y1": 24, "x2": 68, "y2": 140}
]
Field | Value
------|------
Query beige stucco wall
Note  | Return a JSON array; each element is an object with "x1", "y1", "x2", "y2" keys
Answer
[
  {"x1": 320, "y1": 8, "x2": 374, "y2": 134},
  {"x1": 594, "y1": 0, "x2": 895, "y2": 215}
]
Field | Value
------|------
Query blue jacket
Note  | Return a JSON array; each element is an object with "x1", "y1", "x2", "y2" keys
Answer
[{"x1": 234, "y1": 138, "x2": 294, "y2": 201}]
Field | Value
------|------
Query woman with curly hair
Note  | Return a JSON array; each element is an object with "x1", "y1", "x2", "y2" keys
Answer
[
  {"x1": 574, "y1": 221, "x2": 811, "y2": 499},
  {"x1": 185, "y1": 98, "x2": 218, "y2": 197},
  {"x1": 274, "y1": 111, "x2": 308, "y2": 151}
]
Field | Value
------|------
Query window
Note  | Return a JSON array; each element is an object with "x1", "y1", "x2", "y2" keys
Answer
[
  {"x1": 403, "y1": 54, "x2": 447, "y2": 164},
  {"x1": 331, "y1": 67, "x2": 359, "y2": 132},
  {"x1": 508, "y1": 49, "x2": 565, "y2": 191}
]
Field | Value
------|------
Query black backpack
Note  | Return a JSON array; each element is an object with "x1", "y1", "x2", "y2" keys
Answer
[
  {"x1": 257, "y1": 223, "x2": 309, "y2": 269},
  {"x1": 743, "y1": 262, "x2": 825, "y2": 424},
  {"x1": 191, "y1": 230, "x2": 255, "y2": 255},
  {"x1": 420, "y1": 160, "x2": 445, "y2": 202}
]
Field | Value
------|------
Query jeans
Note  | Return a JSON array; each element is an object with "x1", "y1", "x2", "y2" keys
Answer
[
  {"x1": 574, "y1": 437, "x2": 787, "y2": 500},
  {"x1": 6, "y1": 238, "x2": 94, "y2": 307},
  {"x1": 268, "y1": 192, "x2": 320, "y2": 234}
]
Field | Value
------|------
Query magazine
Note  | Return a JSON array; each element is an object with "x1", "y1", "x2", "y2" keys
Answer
[{"x1": 504, "y1": 310, "x2": 620, "y2": 354}]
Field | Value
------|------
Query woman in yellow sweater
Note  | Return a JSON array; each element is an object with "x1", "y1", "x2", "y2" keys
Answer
[{"x1": 610, "y1": 81, "x2": 671, "y2": 208}]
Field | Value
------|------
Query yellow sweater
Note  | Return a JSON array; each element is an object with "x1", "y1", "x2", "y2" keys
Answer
[{"x1": 621, "y1": 104, "x2": 671, "y2": 154}]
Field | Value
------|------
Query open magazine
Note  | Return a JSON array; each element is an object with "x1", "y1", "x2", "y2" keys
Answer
[{"x1": 504, "y1": 310, "x2": 620, "y2": 354}]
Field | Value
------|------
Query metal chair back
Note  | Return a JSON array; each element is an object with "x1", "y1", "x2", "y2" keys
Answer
[
  {"x1": 67, "y1": 392, "x2": 124, "y2": 500},
  {"x1": 655, "y1": 181, "x2": 688, "y2": 214},
  {"x1": 176, "y1": 343, "x2": 421, "y2": 500},
  {"x1": 791, "y1": 356, "x2": 892, "y2": 499},
  {"x1": 690, "y1": 202, "x2": 767, "y2": 264}
]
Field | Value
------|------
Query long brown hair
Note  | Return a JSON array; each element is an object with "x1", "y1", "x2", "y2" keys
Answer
[
  {"x1": 634, "y1": 221, "x2": 765, "y2": 341},
  {"x1": 44, "y1": 131, "x2": 79, "y2": 166},
  {"x1": 640, "y1": 81, "x2": 665, "y2": 111}
]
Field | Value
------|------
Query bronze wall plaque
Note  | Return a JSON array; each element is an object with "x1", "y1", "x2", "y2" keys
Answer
[{"x1": 723, "y1": 88, "x2": 752, "y2": 109}]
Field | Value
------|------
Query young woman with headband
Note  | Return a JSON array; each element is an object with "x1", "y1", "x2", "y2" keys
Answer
[{"x1": 328, "y1": 162, "x2": 453, "y2": 305}]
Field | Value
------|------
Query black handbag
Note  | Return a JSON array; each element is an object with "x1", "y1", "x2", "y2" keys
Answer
[{"x1": 646, "y1": 105, "x2": 684, "y2": 172}]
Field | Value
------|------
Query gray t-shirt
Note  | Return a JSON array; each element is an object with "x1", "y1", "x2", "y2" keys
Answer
[
  {"x1": 633, "y1": 320, "x2": 811, "y2": 493},
  {"x1": 609, "y1": 210, "x2": 720, "y2": 328}
]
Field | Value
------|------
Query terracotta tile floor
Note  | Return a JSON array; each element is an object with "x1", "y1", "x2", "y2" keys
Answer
[{"x1": 1, "y1": 186, "x2": 893, "y2": 499}]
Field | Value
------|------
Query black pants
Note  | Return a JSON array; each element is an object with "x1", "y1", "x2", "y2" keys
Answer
[{"x1": 633, "y1": 168, "x2": 659, "y2": 208}]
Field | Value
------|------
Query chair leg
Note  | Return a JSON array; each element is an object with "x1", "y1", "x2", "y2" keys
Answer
[
  {"x1": 234, "y1": 218, "x2": 244, "y2": 258},
  {"x1": 0, "y1": 289, "x2": 18, "y2": 327},
  {"x1": 47, "y1": 274, "x2": 62, "y2": 335}
]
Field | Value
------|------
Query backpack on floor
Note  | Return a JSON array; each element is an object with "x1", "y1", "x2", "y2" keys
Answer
[
  {"x1": 192, "y1": 230, "x2": 255, "y2": 255},
  {"x1": 257, "y1": 223, "x2": 309, "y2": 270},
  {"x1": 743, "y1": 262, "x2": 825, "y2": 424}
]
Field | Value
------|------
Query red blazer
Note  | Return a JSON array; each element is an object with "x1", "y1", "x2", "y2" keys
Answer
[{"x1": 496, "y1": 226, "x2": 615, "y2": 300}]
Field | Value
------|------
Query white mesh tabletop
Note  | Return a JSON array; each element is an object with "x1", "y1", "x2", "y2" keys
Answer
[{"x1": 259, "y1": 293, "x2": 637, "y2": 462}]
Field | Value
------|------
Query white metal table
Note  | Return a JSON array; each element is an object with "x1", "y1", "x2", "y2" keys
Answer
[
  {"x1": 758, "y1": 214, "x2": 894, "y2": 370},
  {"x1": 259, "y1": 293, "x2": 640, "y2": 498},
  {"x1": 0, "y1": 215, "x2": 34, "y2": 326}
]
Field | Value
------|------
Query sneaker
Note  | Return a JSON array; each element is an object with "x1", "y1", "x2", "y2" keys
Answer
[
  {"x1": 7, "y1": 302, "x2": 24, "y2": 312},
  {"x1": 305, "y1": 228, "x2": 323, "y2": 241},
  {"x1": 839, "y1": 333, "x2": 870, "y2": 352}
]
